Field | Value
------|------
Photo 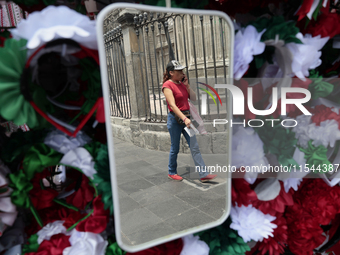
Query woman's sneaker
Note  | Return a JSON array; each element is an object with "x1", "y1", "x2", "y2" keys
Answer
[
  {"x1": 200, "y1": 174, "x2": 217, "y2": 182},
  {"x1": 168, "y1": 174, "x2": 183, "y2": 181}
]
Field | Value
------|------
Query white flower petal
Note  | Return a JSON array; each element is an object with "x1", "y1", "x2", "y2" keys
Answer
[
  {"x1": 37, "y1": 221, "x2": 67, "y2": 244},
  {"x1": 11, "y1": 6, "x2": 97, "y2": 50},
  {"x1": 230, "y1": 204, "x2": 276, "y2": 243},
  {"x1": 180, "y1": 234, "x2": 209, "y2": 255}
]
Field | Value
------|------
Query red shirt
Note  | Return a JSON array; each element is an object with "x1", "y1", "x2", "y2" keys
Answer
[{"x1": 162, "y1": 80, "x2": 190, "y2": 112}]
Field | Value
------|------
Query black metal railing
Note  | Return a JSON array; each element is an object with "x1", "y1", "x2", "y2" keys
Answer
[
  {"x1": 104, "y1": 26, "x2": 132, "y2": 119},
  {"x1": 104, "y1": 11, "x2": 230, "y2": 122}
]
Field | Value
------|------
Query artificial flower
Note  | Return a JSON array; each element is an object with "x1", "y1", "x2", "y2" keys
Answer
[
  {"x1": 301, "y1": 12, "x2": 340, "y2": 39},
  {"x1": 295, "y1": 0, "x2": 323, "y2": 21},
  {"x1": 234, "y1": 25, "x2": 265, "y2": 79},
  {"x1": 8, "y1": 170, "x2": 33, "y2": 208},
  {"x1": 0, "y1": 38, "x2": 43, "y2": 128},
  {"x1": 180, "y1": 234, "x2": 209, "y2": 255},
  {"x1": 252, "y1": 181, "x2": 294, "y2": 216},
  {"x1": 63, "y1": 229, "x2": 108, "y2": 255},
  {"x1": 93, "y1": 144, "x2": 113, "y2": 214},
  {"x1": 60, "y1": 147, "x2": 96, "y2": 179},
  {"x1": 11, "y1": 5, "x2": 97, "y2": 50},
  {"x1": 75, "y1": 196, "x2": 109, "y2": 234},
  {"x1": 255, "y1": 214, "x2": 288, "y2": 255},
  {"x1": 44, "y1": 129, "x2": 91, "y2": 155},
  {"x1": 308, "y1": 74, "x2": 334, "y2": 99},
  {"x1": 196, "y1": 219, "x2": 251, "y2": 255},
  {"x1": 286, "y1": 33, "x2": 328, "y2": 80},
  {"x1": 26, "y1": 233, "x2": 71, "y2": 255},
  {"x1": 126, "y1": 238, "x2": 183, "y2": 255},
  {"x1": 286, "y1": 203, "x2": 325, "y2": 255},
  {"x1": 230, "y1": 204, "x2": 277, "y2": 243},
  {"x1": 65, "y1": 174, "x2": 95, "y2": 210},
  {"x1": 232, "y1": 126, "x2": 268, "y2": 184},
  {"x1": 256, "y1": 120, "x2": 298, "y2": 167},
  {"x1": 311, "y1": 104, "x2": 340, "y2": 128},
  {"x1": 294, "y1": 179, "x2": 340, "y2": 225},
  {"x1": 232, "y1": 178, "x2": 258, "y2": 207},
  {"x1": 37, "y1": 221, "x2": 67, "y2": 244},
  {"x1": 299, "y1": 141, "x2": 331, "y2": 172}
]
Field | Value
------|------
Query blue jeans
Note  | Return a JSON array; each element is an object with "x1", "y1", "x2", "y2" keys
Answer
[{"x1": 167, "y1": 113, "x2": 209, "y2": 178}]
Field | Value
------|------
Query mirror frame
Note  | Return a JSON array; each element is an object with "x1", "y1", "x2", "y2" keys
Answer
[{"x1": 97, "y1": 3, "x2": 234, "y2": 252}]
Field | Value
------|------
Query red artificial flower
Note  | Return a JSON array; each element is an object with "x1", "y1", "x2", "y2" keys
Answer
[
  {"x1": 26, "y1": 233, "x2": 71, "y2": 255},
  {"x1": 30, "y1": 186, "x2": 59, "y2": 210},
  {"x1": 299, "y1": 12, "x2": 340, "y2": 39},
  {"x1": 76, "y1": 195, "x2": 110, "y2": 233},
  {"x1": 126, "y1": 238, "x2": 184, "y2": 255},
  {"x1": 294, "y1": 179, "x2": 340, "y2": 225},
  {"x1": 286, "y1": 203, "x2": 326, "y2": 255},
  {"x1": 295, "y1": 0, "x2": 314, "y2": 21},
  {"x1": 311, "y1": 105, "x2": 340, "y2": 129},
  {"x1": 256, "y1": 214, "x2": 288, "y2": 255},
  {"x1": 252, "y1": 181, "x2": 294, "y2": 216},
  {"x1": 232, "y1": 178, "x2": 258, "y2": 207},
  {"x1": 65, "y1": 174, "x2": 95, "y2": 210}
]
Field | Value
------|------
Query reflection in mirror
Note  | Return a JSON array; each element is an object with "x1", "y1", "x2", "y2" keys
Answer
[{"x1": 102, "y1": 6, "x2": 232, "y2": 250}]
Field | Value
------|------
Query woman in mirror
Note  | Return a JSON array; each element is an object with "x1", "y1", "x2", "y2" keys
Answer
[{"x1": 162, "y1": 60, "x2": 217, "y2": 182}]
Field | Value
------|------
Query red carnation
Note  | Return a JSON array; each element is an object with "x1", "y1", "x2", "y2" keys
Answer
[
  {"x1": 294, "y1": 179, "x2": 340, "y2": 225},
  {"x1": 126, "y1": 238, "x2": 183, "y2": 255},
  {"x1": 311, "y1": 105, "x2": 340, "y2": 129},
  {"x1": 256, "y1": 214, "x2": 288, "y2": 255},
  {"x1": 286, "y1": 204, "x2": 325, "y2": 255},
  {"x1": 232, "y1": 178, "x2": 258, "y2": 207},
  {"x1": 252, "y1": 181, "x2": 294, "y2": 216}
]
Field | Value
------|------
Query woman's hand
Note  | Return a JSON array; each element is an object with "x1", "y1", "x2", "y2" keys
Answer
[
  {"x1": 184, "y1": 118, "x2": 191, "y2": 128},
  {"x1": 183, "y1": 74, "x2": 189, "y2": 87}
]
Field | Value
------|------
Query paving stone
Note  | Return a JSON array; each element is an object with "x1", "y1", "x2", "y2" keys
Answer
[
  {"x1": 118, "y1": 178, "x2": 155, "y2": 195},
  {"x1": 116, "y1": 171, "x2": 143, "y2": 185},
  {"x1": 145, "y1": 197, "x2": 193, "y2": 220},
  {"x1": 165, "y1": 208, "x2": 216, "y2": 232},
  {"x1": 126, "y1": 222, "x2": 177, "y2": 246},
  {"x1": 120, "y1": 208, "x2": 162, "y2": 235},
  {"x1": 196, "y1": 197, "x2": 227, "y2": 220},
  {"x1": 175, "y1": 189, "x2": 222, "y2": 207},
  {"x1": 145, "y1": 172, "x2": 170, "y2": 186},
  {"x1": 119, "y1": 196, "x2": 141, "y2": 214},
  {"x1": 130, "y1": 186, "x2": 172, "y2": 206},
  {"x1": 158, "y1": 180, "x2": 194, "y2": 195}
]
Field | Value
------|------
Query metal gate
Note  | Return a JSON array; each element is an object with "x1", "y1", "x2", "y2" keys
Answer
[{"x1": 104, "y1": 11, "x2": 230, "y2": 122}]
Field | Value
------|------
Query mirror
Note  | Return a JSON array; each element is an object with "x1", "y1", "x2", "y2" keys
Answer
[{"x1": 96, "y1": 3, "x2": 233, "y2": 252}]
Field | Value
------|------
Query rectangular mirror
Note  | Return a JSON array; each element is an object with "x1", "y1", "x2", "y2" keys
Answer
[{"x1": 96, "y1": 3, "x2": 234, "y2": 252}]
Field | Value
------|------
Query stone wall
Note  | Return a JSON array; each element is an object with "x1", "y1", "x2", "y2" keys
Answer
[{"x1": 111, "y1": 116, "x2": 229, "y2": 154}]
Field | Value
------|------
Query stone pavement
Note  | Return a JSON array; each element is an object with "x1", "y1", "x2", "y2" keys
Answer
[{"x1": 112, "y1": 136, "x2": 229, "y2": 246}]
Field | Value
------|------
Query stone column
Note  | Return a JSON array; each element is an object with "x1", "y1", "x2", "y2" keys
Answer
[{"x1": 118, "y1": 9, "x2": 149, "y2": 120}]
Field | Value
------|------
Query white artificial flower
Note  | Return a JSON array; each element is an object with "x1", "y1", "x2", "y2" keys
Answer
[
  {"x1": 286, "y1": 33, "x2": 329, "y2": 80},
  {"x1": 63, "y1": 230, "x2": 108, "y2": 255},
  {"x1": 230, "y1": 204, "x2": 277, "y2": 243},
  {"x1": 232, "y1": 127, "x2": 268, "y2": 184},
  {"x1": 294, "y1": 115, "x2": 340, "y2": 148},
  {"x1": 234, "y1": 25, "x2": 266, "y2": 80},
  {"x1": 11, "y1": 6, "x2": 97, "y2": 50},
  {"x1": 44, "y1": 129, "x2": 91, "y2": 154},
  {"x1": 60, "y1": 148, "x2": 96, "y2": 179},
  {"x1": 37, "y1": 221, "x2": 68, "y2": 244},
  {"x1": 180, "y1": 234, "x2": 209, "y2": 255}
]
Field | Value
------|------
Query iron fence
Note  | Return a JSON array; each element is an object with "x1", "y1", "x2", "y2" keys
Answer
[{"x1": 104, "y1": 11, "x2": 230, "y2": 122}]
